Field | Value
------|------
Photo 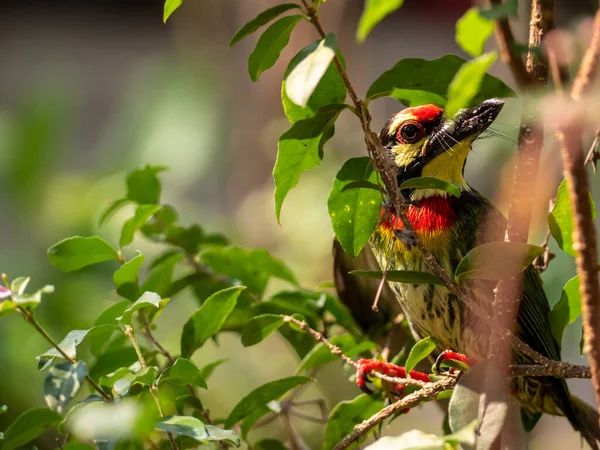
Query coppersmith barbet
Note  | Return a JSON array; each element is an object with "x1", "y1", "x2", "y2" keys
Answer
[{"x1": 337, "y1": 99, "x2": 600, "y2": 448}]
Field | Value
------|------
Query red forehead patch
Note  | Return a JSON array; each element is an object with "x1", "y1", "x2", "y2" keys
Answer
[{"x1": 406, "y1": 104, "x2": 443, "y2": 123}]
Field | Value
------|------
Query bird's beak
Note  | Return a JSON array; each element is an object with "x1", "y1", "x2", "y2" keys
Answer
[{"x1": 424, "y1": 98, "x2": 505, "y2": 158}]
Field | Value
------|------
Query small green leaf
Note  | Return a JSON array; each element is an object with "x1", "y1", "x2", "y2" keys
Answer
[
  {"x1": 456, "y1": 8, "x2": 495, "y2": 57},
  {"x1": 129, "y1": 366, "x2": 159, "y2": 395},
  {"x1": 275, "y1": 104, "x2": 347, "y2": 221},
  {"x1": 399, "y1": 176, "x2": 461, "y2": 197},
  {"x1": 2, "y1": 408, "x2": 62, "y2": 450},
  {"x1": 366, "y1": 54, "x2": 515, "y2": 107},
  {"x1": 158, "y1": 358, "x2": 207, "y2": 389},
  {"x1": 117, "y1": 291, "x2": 161, "y2": 325},
  {"x1": 163, "y1": 0, "x2": 183, "y2": 22},
  {"x1": 156, "y1": 415, "x2": 207, "y2": 441},
  {"x1": 126, "y1": 165, "x2": 166, "y2": 205},
  {"x1": 285, "y1": 33, "x2": 338, "y2": 108},
  {"x1": 165, "y1": 224, "x2": 204, "y2": 254},
  {"x1": 405, "y1": 336, "x2": 438, "y2": 373},
  {"x1": 241, "y1": 314, "x2": 285, "y2": 347},
  {"x1": 120, "y1": 205, "x2": 161, "y2": 248},
  {"x1": 322, "y1": 394, "x2": 384, "y2": 450},
  {"x1": 350, "y1": 270, "x2": 445, "y2": 285},
  {"x1": 549, "y1": 179, "x2": 597, "y2": 258},
  {"x1": 328, "y1": 157, "x2": 382, "y2": 257},
  {"x1": 229, "y1": 4, "x2": 301, "y2": 46},
  {"x1": 44, "y1": 361, "x2": 88, "y2": 413},
  {"x1": 356, "y1": 0, "x2": 404, "y2": 42},
  {"x1": 205, "y1": 425, "x2": 241, "y2": 447},
  {"x1": 181, "y1": 286, "x2": 245, "y2": 357},
  {"x1": 142, "y1": 252, "x2": 183, "y2": 297},
  {"x1": 225, "y1": 376, "x2": 313, "y2": 428},
  {"x1": 445, "y1": 52, "x2": 498, "y2": 118},
  {"x1": 48, "y1": 236, "x2": 118, "y2": 272},
  {"x1": 454, "y1": 242, "x2": 544, "y2": 281},
  {"x1": 248, "y1": 15, "x2": 304, "y2": 82},
  {"x1": 549, "y1": 275, "x2": 581, "y2": 347},
  {"x1": 113, "y1": 252, "x2": 144, "y2": 301},
  {"x1": 37, "y1": 329, "x2": 93, "y2": 370}
]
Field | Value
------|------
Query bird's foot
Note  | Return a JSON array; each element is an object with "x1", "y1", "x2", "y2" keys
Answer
[
  {"x1": 393, "y1": 229, "x2": 417, "y2": 248},
  {"x1": 355, "y1": 358, "x2": 430, "y2": 395},
  {"x1": 434, "y1": 350, "x2": 477, "y2": 375}
]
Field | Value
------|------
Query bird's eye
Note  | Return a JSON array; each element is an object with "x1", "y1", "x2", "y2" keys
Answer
[{"x1": 397, "y1": 121, "x2": 423, "y2": 143}]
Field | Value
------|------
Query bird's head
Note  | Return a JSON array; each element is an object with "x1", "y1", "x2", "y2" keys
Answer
[{"x1": 380, "y1": 98, "x2": 505, "y2": 199}]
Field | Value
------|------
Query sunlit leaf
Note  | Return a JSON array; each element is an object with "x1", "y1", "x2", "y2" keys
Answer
[
  {"x1": 241, "y1": 314, "x2": 285, "y2": 347},
  {"x1": 454, "y1": 242, "x2": 544, "y2": 281},
  {"x1": 205, "y1": 425, "x2": 241, "y2": 447},
  {"x1": 120, "y1": 205, "x2": 161, "y2": 248},
  {"x1": 445, "y1": 52, "x2": 498, "y2": 118},
  {"x1": 48, "y1": 236, "x2": 118, "y2": 272},
  {"x1": 350, "y1": 270, "x2": 445, "y2": 285},
  {"x1": 44, "y1": 361, "x2": 88, "y2": 414},
  {"x1": 2, "y1": 408, "x2": 62, "y2": 450},
  {"x1": 399, "y1": 176, "x2": 461, "y2": 197},
  {"x1": 163, "y1": 0, "x2": 183, "y2": 22},
  {"x1": 117, "y1": 291, "x2": 161, "y2": 325},
  {"x1": 356, "y1": 0, "x2": 404, "y2": 42},
  {"x1": 364, "y1": 421, "x2": 477, "y2": 449},
  {"x1": 156, "y1": 415, "x2": 206, "y2": 440},
  {"x1": 405, "y1": 336, "x2": 438, "y2": 374},
  {"x1": 229, "y1": 4, "x2": 301, "y2": 46},
  {"x1": 113, "y1": 252, "x2": 144, "y2": 301},
  {"x1": 549, "y1": 275, "x2": 581, "y2": 347},
  {"x1": 456, "y1": 8, "x2": 494, "y2": 57},
  {"x1": 328, "y1": 157, "x2": 381, "y2": 258}
]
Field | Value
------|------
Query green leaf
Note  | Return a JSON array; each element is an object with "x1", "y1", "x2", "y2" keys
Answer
[
  {"x1": 275, "y1": 104, "x2": 347, "y2": 221},
  {"x1": 366, "y1": 54, "x2": 515, "y2": 107},
  {"x1": 399, "y1": 176, "x2": 461, "y2": 198},
  {"x1": 163, "y1": 0, "x2": 182, "y2": 22},
  {"x1": 454, "y1": 242, "x2": 544, "y2": 281},
  {"x1": 142, "y1": 252, "x2": 183, "y2": 297},
  {"x1": 120, "y1": 205, "x2": 161, "y2": 248},
  {"x1": 225, "y1": 376, "x2": 313, "y2": 428},
  {"x1": 37, "y1": 329, "x2": 94, "y2": 370},
  {"x1": 2, "y1": 408, "x2": 62, "y2": 450},
  {"x1": 165, "y1": 224, "x2": 204, "y2": 254},
  {"x1": 357, "y1": 0, "x2": 403, "y2": 42},
  {"x1": 156, "y1": 416, "x2": 207, "y2": 441},
  {"x1": 298, "y1": 335, "x2": 376, "y2": 373},
  {"x1": 44, "y1": 361, "x2": 88, "y2": 413},
  {"x1": 181, "y1": 286, "x2": 245, "y2": 357},
  {"x1": 363, "y1": 421, "x2": 477, "y2": 449},
  {"x1": 129, "y1": 366, "x2": 159, "y2": 395},
  {"x1": 405, "y1": 336, "x2": 438, "y2": 374},
  {"x1": 202, "y1": 246, "x2": 296, "y2": 296},
  {"x1": 549, "y1": 275, "x2": 581, "y2": 347},
  {"x1": 549, "y1": 179, "x2": 597, "y2": 257},
  {"x1": 126, "y1": 165, "x2": 166, "y2": 205},
  {"x1": 448, "y1": 362, "x2": 507, "y2": 450},
  {"x1": 254, "y1": 439, "x2": 287, "y2": 450},
  {"x1": 350, "y1": 270, "x2": 445, "y2": 285},
  {"x1": 89, "y1": 347, "x2": 139, "y2": 380},
  {"x1": 48, "y1": 236, "x2": 118, "y2": 272},
  {"x1": 285, "y1": 33, "x2": 338, "y2": 108},
  {"x1": 99, "y1": 198, "x2": 131, "y2": 227},
  {"x1": 205, "y1": 425, "x2": 241, "y2": 447},
  {"x1": 117, "y1": 291, "x2": 161, "y2": 325},
  {"x1": 328, "y1": 157, "x2": 382, "y2": 257},
  {"x1": 282, "y1": 42, "x2": 347, "y2": 122},
  {"x1": 229, "y1": 4, "x2": 301, "y2": 46},
  {"x1": 456, "y1": 8, "x2": 495, "y2": 57},
  {"x1": 248, "y1": 15, "x2": 304, "y2": 82},
  {"x1": 445, "y1": 52, "x2": 498, "y2": 118},
  {"x1": 113, "y1": 252, "x2": 144, "y2": 301},
  {"x1": 241, "y1": 314, "x2": 285, "y2": 347},
  {"x1": 322, "y1": 394, "x2": 384, "y2": 450},
  {"x1": 158, "y1": 358, "x2": 207, "y2": 389}
]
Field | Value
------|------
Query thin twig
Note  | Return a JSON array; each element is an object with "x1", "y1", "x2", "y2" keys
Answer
[
  {"x1": 584, "y1": 128, "x2": 600, "y2": 173},
  {"x1": 140, "y1": 310, "x2": 175, "y2": 364}
]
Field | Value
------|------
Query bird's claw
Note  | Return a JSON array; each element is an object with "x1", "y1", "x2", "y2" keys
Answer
[
  {"x1": 394, "y1": 229, "x2": 417, "y2": 248},
  {"x1": 434, "y1": 350, "x2": 477, "y2": 375}
]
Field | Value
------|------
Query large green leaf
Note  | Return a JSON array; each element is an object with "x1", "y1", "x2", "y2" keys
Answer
[
  {"x1": 448, "y1": 362, "x2": 507, "y2": 450},
  {"x1": 350, "y1": 270, "x2": 445, "y2": 285},
  {"x1": 2, "y1": 408, "x2": 62, "y2": 450},
  {"x1": 549, "y1": 275, "x2": 581, "y2": 347},
  {"x1": 225, "y1": 376, "x2": 313, "y2": 428},
  {"x1": 44, "y1": 361, "x2": 88, "y2": 414},
  {"x1": 201, "y1": 246, "x2": 296, "y2": 296},
  {"x1": 181, "y1": 286, "x2": 245, "y2": 357},
  {"x1": 456, "y1": 8, "x2": 495, "y2": 57},
  {"x1": 48, "y1": 236, "x2": 118, "y2": 272},
  {"x1": 120, "y1": 205, "x2": 161, "y2": 248},
  {"x1": 275, "y1": 104, "x2": 347, "y2": 221},
  {"x1": 445, "y1": 52, "x2": 498, "y2": 118},
  {"x1": 549, "y1": 179, "x2": 597, "y2": 258},
  {"x1": 356, "y1": 0, "x2": 404, "y2": 42},
  {"x1": 322, "y1": 394, "x2": 384, "y2": 450},
  {"x1": 285, "y1": 33, "x2": 338, "y2": 108},
  {"x1": 454, "y1": 242, "x2": 544, "y2": 282},
  {"x1": 241, "y1": 314, "x2": 285, "y2": 347},
  {"x1": 158, "y1": 358, "x2": 207, "y2": 389},
  {"x1": 113, "y1": 251, "x2": 144, "y2": 301},
  {"x1": 248, "y1": 15, "x2": 304, "y2": 81},
  {"x1": 230, "y1": 4, "x2": 302, "y2": 47},
  {"x1": 328, "y1": 157, "x2": 382, "y2": 257},
  {"x1": 117, "y1": 291, "x2": 161, "y2": 325},
  {"x1": 399, "y1": 176, "x2": 461, "y2": 198},
  {"x1": 126, "y1": 165, "x2": 165, "y2": 205},
  {"x1": 405, "y1": 336, "x2": 438, "y2": 373},
  {"x1": 366, "y1": 54, "x2": 515, "y2": 107}
]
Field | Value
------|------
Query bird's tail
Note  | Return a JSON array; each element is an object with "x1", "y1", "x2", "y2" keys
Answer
[{"x1": 568, "y1": 395, "x2": 600, "y2": 450}]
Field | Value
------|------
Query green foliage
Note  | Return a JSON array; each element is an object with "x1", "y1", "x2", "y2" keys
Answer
[
  {"x1": 113, "y1": 252, "x2": 145, "y2": 300},
  {"x1": 230, "y1": 4, "x2": 302, "y2": 46},
  {"x1": 163, "y1": 0, "x2": 183, "y2": 22},
  {"x1": 117, "y1": 291, "x2": 161, "y2": 325},
  {"x1": 328, "y1": 157, "x2": 382, "y2": 257},
  {"x1": 456, "y1": 8, "x2": 495, "y2": 57},
  {"x1": 549, "y1": 276, "x2": 581, "y2": 347},
  {"x1": 48, "y1": 236, "x2": 118, "y2": 272},
  {"x1": 158, "y1": 358, "x2": 207, "y2": 389},
  {"x1": 241, "y1": 314, "x2": 285, "y2": 346},
  {"x1": 356, "y1": 0, "x2": 404, "y2": 42},
  {"x1": 2, "y1": 408, "x2": 62, "y2": 450},
  {"x1": 405, "y1": 336, "x2": 438, "y2": 373},
  {"x1": 399, "y1": 176, "x2": 462, "y2": 197},
  {"x1": 363, "y1": 422, "x2": 477, "y2": 450}
]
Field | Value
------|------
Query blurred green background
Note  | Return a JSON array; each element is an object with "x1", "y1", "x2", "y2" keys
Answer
[{"x1": 0, "y1": 0, "x2": 599, "y2": 448}]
